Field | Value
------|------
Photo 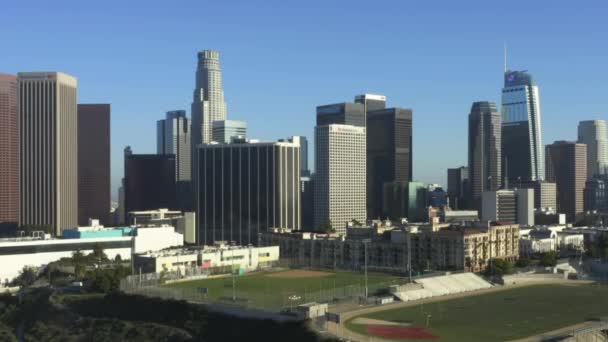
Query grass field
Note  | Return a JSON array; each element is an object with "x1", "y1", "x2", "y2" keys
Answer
[
  {"x1": 165, "y1": 269, "x2": 403, "y2": 309},
  {"x1": 346, "y1": 284, "x2": 608, "y2": 341}
]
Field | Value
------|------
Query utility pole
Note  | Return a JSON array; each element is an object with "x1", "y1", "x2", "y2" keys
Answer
[
  {"x1": 408, "y1": 230, "x2": 412, "y2": 283},
  {"x1": 364, "y1": 240, "x2": 368, "y2": 299}
]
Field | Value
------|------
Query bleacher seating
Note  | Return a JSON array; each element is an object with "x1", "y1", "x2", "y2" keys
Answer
[{"x1": 390, "y1": 272, "x2": 492, "y2": 302}]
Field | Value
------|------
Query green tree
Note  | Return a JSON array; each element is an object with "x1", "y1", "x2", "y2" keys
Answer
[
  {"x1": 319, "y1": 221, "x2": 334, "y2": 233},
  {"x1": 539, "y1": 251, "x2": 558, "y2": 267},
  {"x1": 10, "y1": 266, "x2": 37, "y2": 288},
  {"x1": 90, "y1": 243, "x2": 107, "y2": 261},
  {"x1": 114, "y1": 254, "x2": 122, "y2": 263},
  {"x1": 485, "y1": 258, "x2": 513, "y2": 276},
  {"x1": 515, "y1": 257, "x2": 531, "y2": 268}
]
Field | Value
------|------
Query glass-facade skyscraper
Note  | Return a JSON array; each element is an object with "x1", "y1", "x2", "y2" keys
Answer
[
  {"x1": 501, "y1": 70, "x2": 544, "y2": 184},
  {"x1": 578, "y1": 120, "x2": 608, "y2": 178},
  {"x1": 468, "y1": 101, "x2": 502, "y2": 211}
]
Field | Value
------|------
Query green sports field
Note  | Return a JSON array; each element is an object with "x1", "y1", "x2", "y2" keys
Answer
[
  {"x1": 346, "y1": 284, "x2": 608, "y2": 341},
  {"x1": 165, "y1": 269, "x2": 403, "y2": 310}
]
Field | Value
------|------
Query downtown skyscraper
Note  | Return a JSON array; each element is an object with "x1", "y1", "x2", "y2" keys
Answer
[
  {"x1": 19, "y1": 72, "x2": 78, "y2": 235},
  {"x1": 191, "y1": 50, "x2": 227, "y2": 147},
  {"x1": 468, "y1": 101, "x2": 501, "y2": 211},
  {"x1": 501, "y1": 70, "x2": 544, "y2": 183},
  {"x1": 578, "y1": 120, "x2": 608, "y2": 178},
  {"x1": 157, "y1": 110, "x2": 191, "y2": 182},
  {"x1": 197, "y1": 140, "x2": 301, "y2": 246},
  {"x1": 546, "y1": 141, "x2": 587, "y2": 222},
  {"x1": 78, "y1": 104, "x2": 110, "y2": 225},
  {"x1": 366, "y1": 104, "x2": 413, "y2": 220},
  {"x1": 0, "y1": 74, "x2": 19, "y2": 225}
]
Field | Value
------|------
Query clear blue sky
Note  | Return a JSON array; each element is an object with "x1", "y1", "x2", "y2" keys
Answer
[{"x1": 2, "y1": 0, "x2": 607, "y2": 200}]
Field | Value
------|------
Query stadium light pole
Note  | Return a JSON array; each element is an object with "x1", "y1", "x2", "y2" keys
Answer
[{"x1": 364, "y1": 240, "x2": 369, "y2": 299}]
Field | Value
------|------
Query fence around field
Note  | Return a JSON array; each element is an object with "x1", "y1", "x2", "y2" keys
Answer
[{"x1": 120, "y1": 266, "x2": 405, "y2": 312}]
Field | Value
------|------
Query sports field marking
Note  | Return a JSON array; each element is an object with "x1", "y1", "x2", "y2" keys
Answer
[
  {"x1": 351, "y1": 317, "x2": 411, "y2": 326},
  {"x1": 264, "y1": 270, "x2": 332, "y2": 278}
]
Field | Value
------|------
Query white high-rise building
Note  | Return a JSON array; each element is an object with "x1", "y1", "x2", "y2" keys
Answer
[
  {"x1": 314, "y1": 124, "x2": 366, "y2": 233},
  {"x1": 18, "y1": 72, "x2": 78, "y2": 235},
  {"x1": 157, "y1": 110, "x2": 191, "y2": 181},
  {"x1": 501, "y1": 70, "x2": 544, "y2": 183},
  {"x1": 191, "y1": 50, "x2": 227, "y2": 147},
  {"x1": 578, "y1": 120, "x2": 608, "y2": 178}
]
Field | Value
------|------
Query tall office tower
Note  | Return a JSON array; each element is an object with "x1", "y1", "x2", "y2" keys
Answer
[
  {"x1": 367, "y1": 107, "x2": 413, "y2": 219},
  {"x1": 211, "y1": 119, "x2": 246, "y2": 143},
  {"x1": 407, "y1": 181, "x2": 427, "y2": 222},
  {"x1": 157, "y1": 110, "x2": 191, "y2": 181},
  {"x1": 501, "y1": 70, "x2": 544, "y2": 184},
  {"x1": 481, "y1": 189, "x2": 534, "y2": 226},
  {"x1": 545, "y1": 141, "x2": 587, "y2": 222},
  {"x1": 468, "y1": 101, "x2": 502, "y2": 211},
  {"x1": 584, "y1": 175, "x2": 608, "y2": 212},
  {"x1": 191, "y1": 50, "x2": 227, "y2": 147},
  {"x1": 354, "y1": 93, "x2": 387, "y2": 123},
  {"x1": 19, "y1": 72, "x2": 78, "y2": 235},
  {"x1": 0, "y1": 74, "x2": 19, "y2": 226},
  {"x1": 300, "y1": 175, "x2": 314, "y2": 230},
  {"x1": 197, "y1": 140, "x2": 300, "y2": 246},
  {"x1": 124, "y1": 153, "x2": 176, "y2": 214},
  {"x1": 288, "y1": 136, "x2": 310, "y2": 177},
  {"x1": 314, "y1": 124, "x2": 366, "y2": 233},
  {"x1": 578, "y1": 120, "x2": 608, "y2": 178},
  {"x1": 316, "y1": 102, "x2": 366, "y2": 127},
  {"x1": 77, "y1": 104, "x2": 110, "y2": 225},
  {"x1": 447, "y1": 166, "x2": 469, "y2": 209},
  {"x1": 518, "y1": 180, "x2": 557, "y2": 209}
]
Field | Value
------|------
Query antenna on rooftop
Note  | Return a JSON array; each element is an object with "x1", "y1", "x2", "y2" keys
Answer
[{"x1": 504, "y1": 42, "x2": 508, "y2": 73}]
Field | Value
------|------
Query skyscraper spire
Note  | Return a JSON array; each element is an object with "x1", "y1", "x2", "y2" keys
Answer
[{"x1": 504, "y1": 42, "x2": 508, "y2": 72}]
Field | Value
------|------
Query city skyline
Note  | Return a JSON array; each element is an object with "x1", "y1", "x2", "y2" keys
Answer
[{"x1": 2, "y1": 1, "x2": 607, "y2": 200}]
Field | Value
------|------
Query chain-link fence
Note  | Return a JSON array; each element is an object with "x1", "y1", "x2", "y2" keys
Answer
[{"x1": 120, "y1": 266, "x2": 405, "y2": 312}]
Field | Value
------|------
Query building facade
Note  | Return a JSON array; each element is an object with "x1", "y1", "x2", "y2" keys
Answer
[
  {"x1": 289, "y1": 136, "x2": 310, "y2": 177},
  {"x1": 314, "y1": 124, "x2": 366, "y2": 233},
  {"x1": 354, "y1": 93, "x2": 387, "y2": 116},
  {"x1": 501, "y1": 70, "x2": 544, "y2": 183},
  {"x1": 211, "y1": 119, "x2": 246, "y2": 143},
  {"x1": 0, "y1": 74, "x2": 19, "y2": 225},
  {"x1": 77, "y1": 104, "x2": 110, "y2": 225},
  {"x1": 157, "y1": 110, "x2": 191, "y2": 182},
  {"x1": 584, "y1": 175, "x2": 608, "y2": 213},
  {"x1": 518, "y1": 180, "x2": 557, "y2": 209},
  {"x1": 316, "y1": 102, "x2": 366, "y2": 127},
  {"x1": 19, "y1": 72, "x2": 78, "y2": 235},
  {"x1": 481, "y1": 189, "x2": 534, "y2": 226},
  {"x1": 197, "y1": 140, "x2": 300, "y2": 246},
  {"x1": 124, "y1": 154, "x2": 177, "y2": 214},
  {"x1": 367, "y1": 107, "x2": 413, "y2": 219},
  {"x1": 191, "y1": 50, "x2": 227, "y2": 146},
  {"x1": 447, "y1": 166, "x2": 469, "y2": 210},
  {"x1": 468, "y1": 101, "x2": 502, "y2": 211},
  {"x1": 578, "y1": 120, "x2": 608, "y2": 178},
  {"x1": 545, "y1": 141, "x2": 587, "y2": 222}
]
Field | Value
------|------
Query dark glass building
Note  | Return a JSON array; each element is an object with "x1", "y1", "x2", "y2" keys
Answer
[
  {"x1": 124, "y1": 154, "x2": 176, "y2": 214},
  {"x1": 501, "y1": 70, "x2": 544, "y2": 183},
  {"x1": 584, "y1": 175, "x2": 608, "y2": 213},
  {"x1": 468, "y1": 101, "x2": 502, "y2": 211},
  {"x1": 316, "y1": 102, "x2": 365, "y2": 127},
  {"x1": 447, "y1": 166, "x2": 469, "y2": 209},
  {"x1": 78, "y1": 104, "x2": 111, "y2": 225},
  {"x1": 367, "y1": 107, "x2": 413, "y2": 219},
  {"x1": 197, "y1": 140, "x2": 300, "y2": 246}
]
